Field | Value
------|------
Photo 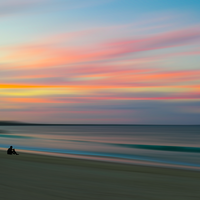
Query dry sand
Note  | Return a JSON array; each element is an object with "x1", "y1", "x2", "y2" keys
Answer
[{"x1": 0, "y1": 150, "x2": 200, "y2": 200}]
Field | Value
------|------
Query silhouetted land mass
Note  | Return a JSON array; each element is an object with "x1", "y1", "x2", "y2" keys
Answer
[
  {"x1": 0, "y1": 121, "x2": 43, "y2": 126},
  {"x1": 0, "y1": 121, "x2": 147, "y2": 126},
  {"x1": 0, "y1": 121, "x2": 32, "y2": 125}
]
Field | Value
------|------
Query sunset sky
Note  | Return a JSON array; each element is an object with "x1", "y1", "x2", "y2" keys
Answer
[{"x1": 0, "y1": 0, "x2": 200, "y2": 124}]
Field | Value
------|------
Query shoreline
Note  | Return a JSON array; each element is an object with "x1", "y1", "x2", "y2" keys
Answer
[
  {"x1": 1, "y1": 150, "x2": 200, "y2": 199},
  {"x1": 1, "y1": 149, "x2": 200, "y2": 177},
  {"x1": 1, "y1": 148, "x2": 200, "y2": 172}
]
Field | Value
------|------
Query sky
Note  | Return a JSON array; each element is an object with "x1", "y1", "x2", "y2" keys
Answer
[{"x1": 0, "y1": 0, "x2": 200, "y2": 124}]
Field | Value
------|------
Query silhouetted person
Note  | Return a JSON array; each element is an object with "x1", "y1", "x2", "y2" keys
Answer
[
  {"x1": 7, "y1": 146, "x2": 12, "y2": 154},
  {"x1": 7, "y1": 146, "x2": 19, "y2": 155}
]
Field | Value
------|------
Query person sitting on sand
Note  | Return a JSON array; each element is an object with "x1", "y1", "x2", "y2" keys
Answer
[{"x1": 7, "y1": 146, "x2": 19, "y2": 155}]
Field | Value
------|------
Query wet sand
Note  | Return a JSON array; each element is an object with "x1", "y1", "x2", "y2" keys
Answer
[{"x1": 1, "y1": 150, "x2": 200, "y2": 200}]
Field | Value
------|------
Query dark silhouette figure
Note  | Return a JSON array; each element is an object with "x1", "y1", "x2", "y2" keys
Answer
[{"x1": 7, "y1": 146, "x2": 19, "y2": 155}]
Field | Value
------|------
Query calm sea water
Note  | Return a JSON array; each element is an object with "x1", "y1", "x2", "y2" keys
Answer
[{"x1": 0, "y1": 125, "x2": 200, "y2": 170}]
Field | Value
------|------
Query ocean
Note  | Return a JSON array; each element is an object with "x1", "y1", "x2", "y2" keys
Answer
[{"x1": 0, "y1": 125, "x2": 200, "y2": 170}]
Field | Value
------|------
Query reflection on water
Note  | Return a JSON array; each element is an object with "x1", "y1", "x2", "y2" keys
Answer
[{"x1": 0, "y1": 125, "x2": 200, "y2": 170}]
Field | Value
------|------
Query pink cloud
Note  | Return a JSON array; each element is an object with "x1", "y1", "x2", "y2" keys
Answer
[
  {"x1": 2, "y1": 25, "x2": 200, "y2": 75},
  {"x1": 103, "y1": 26, "x2": 200, "y2": 58}
]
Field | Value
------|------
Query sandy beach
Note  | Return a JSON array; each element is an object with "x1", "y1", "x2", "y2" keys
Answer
[{"x1": 1, "y1": 150, "x2": 200, "y2": 200}]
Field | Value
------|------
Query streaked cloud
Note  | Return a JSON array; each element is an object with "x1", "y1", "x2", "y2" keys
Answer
[{"x1": 1, "y1": 1, "x2": 200, "y2": 124}]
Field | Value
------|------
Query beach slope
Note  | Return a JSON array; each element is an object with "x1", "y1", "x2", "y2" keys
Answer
[{"x1": 1, "y1": 150, "x2": 200, "y2": 200}]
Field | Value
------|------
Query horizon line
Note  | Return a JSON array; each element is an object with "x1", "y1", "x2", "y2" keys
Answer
[{"x1": 0, "y1": 121, "x2": 199, "y2": 126}]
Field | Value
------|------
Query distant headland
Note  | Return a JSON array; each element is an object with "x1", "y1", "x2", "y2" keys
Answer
[
  {"x1": 0, "y1": 121, "x2": 138, "y2": 126},
  {"x1": 0, "y1": 121, "x2": 141, "y2": 126},
  {"x1": 0, "y1": 121, "x2": 33, "y2": 125}
]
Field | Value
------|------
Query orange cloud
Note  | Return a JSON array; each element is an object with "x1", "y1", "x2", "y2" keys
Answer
[
  {"x1": 2, "y1": 97, "x2": 76, "y2": 104},
  {"x1": 1, "y1": 68, "x2": 199, "y2": 93}
]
